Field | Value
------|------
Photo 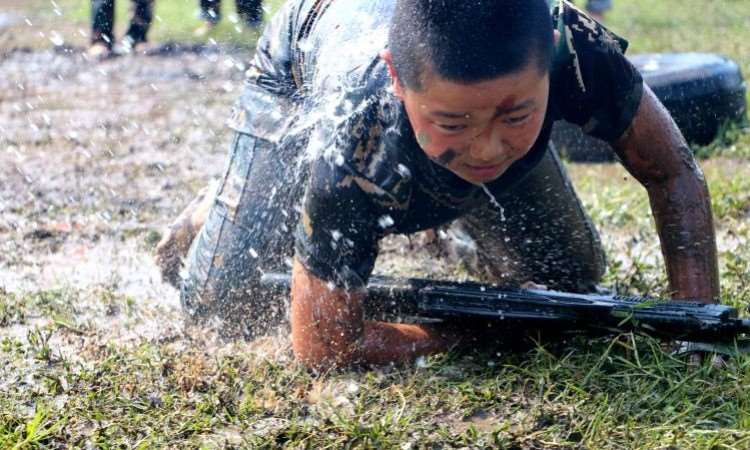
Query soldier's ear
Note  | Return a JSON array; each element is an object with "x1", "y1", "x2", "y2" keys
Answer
[
  {"x1": 380, "y1": 49, "x2": 405, "y2": 99},
  {"x1": 553, "y1": 29, "x2": 561, "y2": 46}
]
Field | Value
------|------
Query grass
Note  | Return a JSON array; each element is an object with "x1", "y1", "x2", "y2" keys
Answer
[
  {"x1": 3, "y1": 313, "x2": 750, "y2": 448},
  {"x1": 60, "y1": 0, "x2": 286, "y2": 48},
  {"x1": 2, "y1": 0, "x2": 750, "y2": 448}
]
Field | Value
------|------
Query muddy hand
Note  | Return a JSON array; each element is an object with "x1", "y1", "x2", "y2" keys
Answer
[{"x1": 155, "y1": 182, "x2": 216, "y2": 288}]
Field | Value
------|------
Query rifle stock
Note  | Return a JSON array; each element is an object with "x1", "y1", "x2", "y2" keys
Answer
[{"x1": 261, "y1": 273, "x2": 750, "y2": 343}]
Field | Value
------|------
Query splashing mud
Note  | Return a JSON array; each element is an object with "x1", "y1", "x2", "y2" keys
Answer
[{"x1": 0, "y1": 37, "x2": 462, "y2": 375}]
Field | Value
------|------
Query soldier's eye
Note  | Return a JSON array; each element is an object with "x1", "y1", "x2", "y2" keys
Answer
[{"x1": 435, "y1": 123, "x2": 467, "y2": 133}]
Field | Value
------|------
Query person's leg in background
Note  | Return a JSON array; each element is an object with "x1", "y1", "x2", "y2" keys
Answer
[
  {"x1": 120, "y1": 0, "x2": 154, "y2": 52},
  {"x1": 89, "y1": 0, "x2": 115, "y2": 58},
  {"x1": 585, "y1": 0, "x2": 612, "y2": 21},
  {"x1": 236, "y1": 0, "x2": 263, "y2": 29},
  {"x1": 195, "y1": 0, "x2": 222, "y2": 36}
]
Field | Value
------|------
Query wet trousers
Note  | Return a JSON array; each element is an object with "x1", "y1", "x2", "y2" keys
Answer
[
  {"x1": 199, "y1": 0, "x2": 264, "y2": 27},
  {"x1": 181, "y1": 131, "x2": 606, "y2": 336},
  {"x1": 91, "y1": 0, "x2": 153, "y2": 47}
]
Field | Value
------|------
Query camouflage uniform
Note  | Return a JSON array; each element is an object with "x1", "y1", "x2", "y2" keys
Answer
[{"x1": 180, "y1": 0, "x2": 643, "y2": 336}]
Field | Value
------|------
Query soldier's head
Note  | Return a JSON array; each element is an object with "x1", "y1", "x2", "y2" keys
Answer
[{"x1": 383, "y1": 0, "x2": 555, "y2": 184}]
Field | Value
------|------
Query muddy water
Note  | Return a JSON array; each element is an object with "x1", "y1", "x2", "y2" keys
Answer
[
  {"x1": 0, "y1": 47, "x2": 249, "y2": 356},
  {"x1": 0, "y1": 44, "x2": 460, "y2": 370}
]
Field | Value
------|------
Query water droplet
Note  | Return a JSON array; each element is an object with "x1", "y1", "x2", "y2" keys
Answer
[
  {"x1": 378, "y1": 215, "x2": 394, "y2": 229},
  {"x1": 481, "y1": 184, "x2": 506, "y2": 221},
  {"x1": 396, "y1": 164, "x2": 411, "y2": 178},
  {"x1": 297, "y1": 38, "x2": 314, "y2": 53},
  {"x1": 49, "y1": 31, "x2": 64, "y2": 46}
]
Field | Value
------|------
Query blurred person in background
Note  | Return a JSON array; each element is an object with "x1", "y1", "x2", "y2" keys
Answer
[
  {"x1": 194, "y1": 0, "x2": 264, "y2": 36},
  {"x1": 585, "y1": 0, "x2": 611, "y2": 21},
  {"x1": 88, "y1": 0, "x2": 154, "y2": 58}
]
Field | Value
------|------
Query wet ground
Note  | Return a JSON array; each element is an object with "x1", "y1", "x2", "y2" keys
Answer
[
  {"x1": 3, "y1": 2, "x2": 750, "y2": 447},
  {"x1": 0, "y1": 34, "x2": 456, "y2": 359},
  {"x1": 0, "y1": 41, "x2": 251, "y2": 342}
]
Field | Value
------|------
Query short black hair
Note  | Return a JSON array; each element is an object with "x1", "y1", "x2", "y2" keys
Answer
[{"x1": 388, "y1": 0, "x2": 554, "y2": 90}]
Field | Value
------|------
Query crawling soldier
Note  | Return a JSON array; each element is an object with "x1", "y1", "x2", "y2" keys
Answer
[{"x1": 156, "y1": 0, "x2": 719, "y2": 369}]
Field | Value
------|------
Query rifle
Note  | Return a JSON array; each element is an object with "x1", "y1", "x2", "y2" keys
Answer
[{"x1": 261, "y1": 272, "x2": 750, "y2": 351}]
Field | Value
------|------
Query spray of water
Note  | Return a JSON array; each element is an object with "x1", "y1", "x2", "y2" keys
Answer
[{"x1": 481, "y1": 184, "x2": 506, "y2": 221}]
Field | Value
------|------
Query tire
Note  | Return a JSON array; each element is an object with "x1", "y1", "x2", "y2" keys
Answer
[{"x1": 554, "y1": 53, "x2": 748, "y2": 162}]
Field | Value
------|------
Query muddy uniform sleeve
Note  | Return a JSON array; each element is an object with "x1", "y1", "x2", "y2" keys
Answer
[
  {"x1": 551, "y1": 1, "x2": 644, "y2": 142},
  {"x1": 294, "y1": 156, "x2": 383, "y2": 290},
  {"x1": 293, "y1": 95, "x2": 391, "y2": 289}
]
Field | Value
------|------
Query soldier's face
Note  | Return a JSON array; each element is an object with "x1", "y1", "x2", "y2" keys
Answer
[{"x1": 389, "y1": 61, "x2": 550, "y2": 185}]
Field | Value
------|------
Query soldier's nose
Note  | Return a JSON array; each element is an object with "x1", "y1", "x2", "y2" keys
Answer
[{"x1": 470, "y1": 132, "x2": 504, "y2": 162}]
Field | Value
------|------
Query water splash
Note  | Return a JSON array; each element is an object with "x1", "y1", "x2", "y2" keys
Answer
[
  {"x1": 48, "y1": 31, "x2": 64, "y2": 46},
  {"x1": 481, "y1": 184, "x2": 506, "y2": 221},
  {"x1": 378, "y1": 215, "x2": 394, "y2": 229},
  {"x1": 297, "y1": 38, "x2": 314, "y2": 53}
]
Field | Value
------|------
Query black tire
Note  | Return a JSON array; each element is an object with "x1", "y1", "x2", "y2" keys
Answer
[{"x1": 554, "y1": 53, "x2": 748, "y2": 162}]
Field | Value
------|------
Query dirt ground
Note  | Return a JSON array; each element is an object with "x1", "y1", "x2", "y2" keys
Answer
[
  {"x1": 0, "y1": 6, "x2": 453, "y2": 361},
  {"x1": 1, "y1": 30, "x2": 260, "y2": 345}
]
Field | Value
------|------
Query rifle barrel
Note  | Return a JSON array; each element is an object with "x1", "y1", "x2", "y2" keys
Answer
[{"x1": 260, "y1": 273, "x2": 748, "y2": 342}]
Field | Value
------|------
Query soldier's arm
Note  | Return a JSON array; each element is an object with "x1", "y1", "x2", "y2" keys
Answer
[
  {"x1": 613, "y1": 85, "x2": 720, "y2": 302},
  {"x1": 290, "y1": 258, "x2": 460, "y2": 369}
]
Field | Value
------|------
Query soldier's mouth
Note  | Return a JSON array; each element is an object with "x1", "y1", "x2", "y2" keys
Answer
[{"x1": 462, "y1": 163, "x2": 506, "y2": 182}]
